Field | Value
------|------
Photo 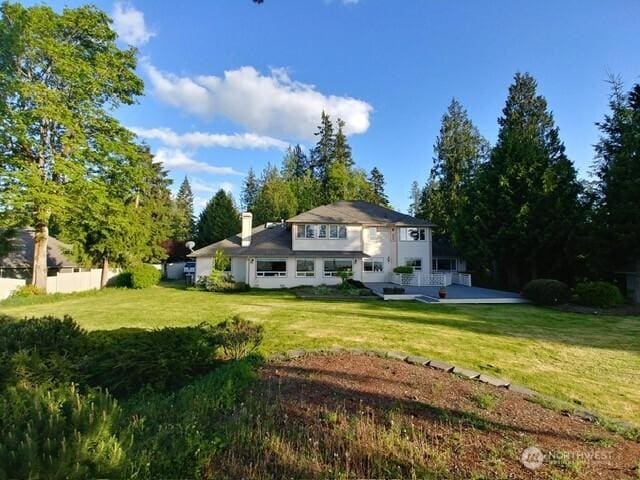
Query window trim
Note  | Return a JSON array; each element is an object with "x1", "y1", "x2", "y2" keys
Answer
[
  {"x1": 297, "y1": 224, "x2": 348, "y2": 240},
  {"x1": 405, "y1": 258, "x2": 422, "y2": 271},
  {"x1": 256, "y1": 258, "x2": 288, "y2": 277},
  {"x1": 323, "y1": 258, "x2": 353, "y2": 277},
  {"x1": 295, "y1": 258, "x2": 316, "y2": 278},
  {"x1": 363, "y1": 257, "x2": 384, "y2": 273},
  {"x1": 400, "y1": 227, "x2": 427, "y2": 242}
]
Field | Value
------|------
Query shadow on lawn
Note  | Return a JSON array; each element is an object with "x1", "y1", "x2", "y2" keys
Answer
[{"x1": 328, "y1": 300, "x2": 640, "y2": 353}]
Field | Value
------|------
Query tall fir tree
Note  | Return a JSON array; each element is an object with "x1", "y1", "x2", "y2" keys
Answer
[
  {"x1": 422, "y1": 99, "x2": 488, "y2": 241},
  {"x1": 333, "y1": 119, "x2": 354, "y2": 169},
  {"x1": 240, "y1": 167, "x2": 260, "y2": 212},
  {"x1": 368, "y1": 167, "x2": 389, "y2": 206},
  {"x1": 309, "y1": 111, "x2": 335, "y2": 199},
  {"x1": 281, "y1": 144, "x2": 309, "y2": 180},
  {"x1": 467, "y1": 73, "x2": 583, "y2": 289},
  {"x1": 594, "y1": 80, "x2": 640, "y2": 303},
  {"x1": 408, "y1": 181, "x2": 421, "y2": 216},
  {"x1": 173, "y1": 177, "x2": 195, "y2": 241},
  {"x1": 195, "y1": 190, "x2": 241, "y2": 247},
  {"x1": 0, "y1": 3, "x2": 143, "y2": 290}
]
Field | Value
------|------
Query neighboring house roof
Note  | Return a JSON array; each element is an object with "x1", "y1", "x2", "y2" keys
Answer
[
  {"x1": 287, "y1": 200, "x2": 434, "y2": 226},
  {"x1": 0, "y1": 228, "x2": 79, "y2": 269},
  {"x1": 190, "y1": 223, "x2": 367, "y2": 258}
]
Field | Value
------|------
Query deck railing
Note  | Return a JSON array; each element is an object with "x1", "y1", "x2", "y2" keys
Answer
[{"x1": 391, "y1": 271, "x2": 471, "y2": 287}]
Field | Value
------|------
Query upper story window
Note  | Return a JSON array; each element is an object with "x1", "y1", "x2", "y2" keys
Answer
[
  {"x1": 367, "y1": 227, "x2": 378, "y2": 240},
  {"x1": 298, "y1": 224, "x2": 347, "y2": 239},
  {"x1": 400, "y1": 227, "x2": 427, "y2": 241}
]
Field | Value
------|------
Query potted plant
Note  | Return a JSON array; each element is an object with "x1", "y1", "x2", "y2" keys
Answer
[{"x1": 438, "y1": 287, "x2": 447, "y2": 299}]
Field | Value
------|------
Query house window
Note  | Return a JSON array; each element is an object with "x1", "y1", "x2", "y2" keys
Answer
[
  {"x1": 296, "y1": 259, "x2": 315, "y2": 277},
  {"x1": 323, "y1": 259, "x2": 352, "y2": 277},
  {"x1": 256, "y1": 259, "x2": 287, "y2": 277},
  {"x1": 305, "y1": 224, "x2": 316, "y2": 238},
  {"x1": 318, "y1": 224, "x2": 327, "y2": 238},
  {"x1": 296, "y1": 224, "x2": 305, "y2": 238},
  {"x1": 405, "y1": 258, "x2": 422, "y2": 271},
  {"x1": 329, "y1": 224, "x2": 338, "y2": 238},
  {"x1": 400, "y1": 227, "x2": 427, "y2": 241},
  {"x1": 432, "y1": 258, "x2": 457, "y2": 272},
  {"x1": 368, "y1": 227, "x2": 378, "y2": 240},
  {"x1": 363, "y1": 257, "x2": 384, "y2": 272},
  {"x1": 338, "y1": 225, "x2": 347, "y2": 239}
]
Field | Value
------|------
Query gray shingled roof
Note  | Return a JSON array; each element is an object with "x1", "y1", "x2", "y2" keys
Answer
[
  {"x1": 189, "y1": 223, "x2": 367, "y2": 258},
  {"x1": 287, "y1": 200, "x2": 433, "y2": 226},
  {"x1": 0, "y1": 229, "x2": 79, "y2": 269}
]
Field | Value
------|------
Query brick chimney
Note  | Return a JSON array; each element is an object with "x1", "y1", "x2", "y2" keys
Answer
[{"x1": 241, "y1": 212, "x2": 253, "y2": 247}]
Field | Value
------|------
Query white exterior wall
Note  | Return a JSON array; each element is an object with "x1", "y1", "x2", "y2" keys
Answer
[
  {"x1": 292, "y1": 224, "x2": 363, "y2": 251},
  {"x1": 361, "y1": 226, "x2": 394, "y2": 282},
  {"x1": 396, "y1": 227, "x2": 432, "y2": 276},
  {"x1": 231, "y1": 257, "x2": 247, "y2": 283},
  {"x1": 195, "y1": 256, "x2": 213, "y2": 281}
]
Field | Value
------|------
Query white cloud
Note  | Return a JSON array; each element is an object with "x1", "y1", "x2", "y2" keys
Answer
[
  {"x1": 189, "y1": 178, "x2": 218, "y2": 194},
  {"x1": 131, "y1": 126, "x2": 288, "y2": 150},
  {"x1": 194, "y1": 183, "x2": 234, "y2": 210},
  {"x1": 144, "y1": 63, "x2": 373, "y2": 140},
  {"x1": 112, "y1": 2, "x2": 155, "y2": 46},
  {"x1": 154, "y1": 148, "x2": 242, "y2": 176}
]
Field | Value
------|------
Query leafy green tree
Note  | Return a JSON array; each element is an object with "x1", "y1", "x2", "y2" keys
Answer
[
  {"x1": 240, "y1": 167, "x2": 260, "y2": 212},
  {"x1": 466, "y1": 73, "x2": 583, "y2": 289},
  {"x1": 593, "y1": 80, "x2": 640, "y2": 303},
  {"x1": 422, "y1": 99, "x2": 488, "y2": 240},
  {"x1": 368, "y1": 167, "x2": 389, "y2": 206},
  {"x1": 172, "y1": 177, "x2": 195, "y2": 241},
  {"x1": 0, "y1": 3, "x2": 143, "y2": 290},
  {"x1": 252, "y1": 168, "x2": 298, "y2": 225},
  {"x1": 195, "y1": 190, "x2": 241, "y2": 247}
]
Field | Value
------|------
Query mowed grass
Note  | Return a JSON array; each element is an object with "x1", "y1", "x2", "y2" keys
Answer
[{"x1": 2, "y1": 283, "x2": 639, "y2": 424}]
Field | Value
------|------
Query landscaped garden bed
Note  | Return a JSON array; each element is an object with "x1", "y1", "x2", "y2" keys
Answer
[{"x1": 293, "y1": 284, "x2": 378, "y2": 299}]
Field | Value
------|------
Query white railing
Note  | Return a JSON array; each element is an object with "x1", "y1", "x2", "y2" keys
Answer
[{"x1": 391, "y1": 271, "x2": 471, "y2": 287}]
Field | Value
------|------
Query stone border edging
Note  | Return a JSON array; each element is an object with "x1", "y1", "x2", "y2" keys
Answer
[{"x1": 266, "y1": 347, "x2": 638, "y2": 434}]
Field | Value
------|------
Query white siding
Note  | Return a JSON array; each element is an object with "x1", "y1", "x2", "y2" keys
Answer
[
  {"x1": 195, "y1": 256, "x2": 213, "y2": 281},
  {"x1": 397, "y1": 227, "x2": 432, "y2": 276},
  {"x1": 231, "y1": 257, "x2": 247, "y2": 283},
  {"x1": 361, "y1": 227, "x2": 393, "y2": 282}
]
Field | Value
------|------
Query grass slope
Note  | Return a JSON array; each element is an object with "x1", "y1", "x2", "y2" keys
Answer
[{"x1": 2, "y1": 284, "x2": 639, "y2": 424}]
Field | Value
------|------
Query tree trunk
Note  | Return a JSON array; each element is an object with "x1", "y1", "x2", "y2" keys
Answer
[
  {"x1": 100, "y1": 257, "x2": 109, "y2": 288},
  {"x1": 32, "y1": 223, "x2": 48, "y2": 291},
  {"x1": 635, "y1": 260, "x2": 640, "y2": 305}
]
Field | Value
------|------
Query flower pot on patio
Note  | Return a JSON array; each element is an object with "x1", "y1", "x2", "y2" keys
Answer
[{"x1": 438, "y1": 288, "x2": 447, "y2": 299}]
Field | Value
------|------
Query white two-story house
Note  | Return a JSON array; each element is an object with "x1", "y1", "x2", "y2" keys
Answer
[{"x1": 190, "y1": 200, "x2": 466, "y2": 288}]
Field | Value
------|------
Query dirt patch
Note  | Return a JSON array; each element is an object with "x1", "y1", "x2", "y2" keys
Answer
[
  {"x1": 205, "y1": 353, "x2": 640, "y2": 479},
  {"x1": 554, "y1": 303, "x2": 640, "y2": 316}
]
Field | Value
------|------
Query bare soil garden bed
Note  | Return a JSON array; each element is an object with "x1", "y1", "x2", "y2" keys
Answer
[{"x1": 205, "y1": 353, "x2": 640, "y2": 479}]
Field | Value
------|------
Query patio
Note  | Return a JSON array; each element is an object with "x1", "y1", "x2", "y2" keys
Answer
[{"x1": 366, "y1": 283, "x2": 527, "y2": 304}]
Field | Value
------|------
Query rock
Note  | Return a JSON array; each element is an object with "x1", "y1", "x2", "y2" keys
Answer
[
  {"x1": 427, "y1": 359, "x2": 455, "y2": 372},
  {"x1": 267, "y1": 352, "x2": 286, "y2": 362},
  {"x1": 478, "y1": 374, "x2": 510, "y2": 387},
  {"x1": 508, "y1": 384, "x2": 537, "y2": 397},
  {"x1": 574, "y1": 408, "x2": 599, "y2": 422},
  {"x1": 452, "y1": 366, "x2": 481, "y2": 379},
  {"x1": 286, "y1": 349, "x2": 306, "y2": 359},
  {"x1": 405, "y1": 355, "x2": 430, "y2": 366},
  {"x1": 386, "y1": 351, "x2": 409, "y2": 361}
]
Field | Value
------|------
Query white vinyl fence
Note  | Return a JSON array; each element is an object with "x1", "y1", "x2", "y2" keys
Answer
[
  {"x1": 46, "y1": 269, "x2": 120, "y2": 294},
  {"x1": 391, "y1": 271, "x2": 472, "y2": 287},
  {"x1": 0, "y1": 278, "x2": 27, "y2": 301},
  {"x1": 164, "y1": 262, "x2": 186, "y2": 280}
]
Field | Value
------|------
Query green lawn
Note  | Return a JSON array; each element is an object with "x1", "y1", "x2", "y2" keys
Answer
[{"x1": 2, "y1": 283, "x2": 639, "y2": 424}]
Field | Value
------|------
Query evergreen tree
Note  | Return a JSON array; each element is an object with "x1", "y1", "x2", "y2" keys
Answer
[
  {"x1": 281, "y1": 144, "x2": 308, "y2": 180},
  {"x1": 333, "y1": 119, "x2": 354, "y2": 169},
  {"x1": 594, "y1": 80, "x2": 640, "y2": 303},
  {"x1": 467, "y1": 73, "x2": 583, "y2": 289},
  {"x1": 408, "y1": 181, "x2": 422, "y2": 216},
  {"x1": 0, "y1": 3, "x2": 143, "y2": 290},
  {"x1": 252, "y1": 167, "x2": 298, "y2": 225},
  {"x1": 240, "y1": 167, "x2": 260, "y2": 212},
  {"x1": 195, "y1": 190, "x2": 241, "y2": 247},
  {"x1": 172, "y1": 177, "x2": 195, "y2": 241},
  {"x1": 309, "y1": 111, "x2": 335, "y2": 196},
  {"x1": 368, "y1": 167, "x2": 389, "y2": 206},
  {"x1": 423, "y1": 99, "x2": 488, "y2": 239}
]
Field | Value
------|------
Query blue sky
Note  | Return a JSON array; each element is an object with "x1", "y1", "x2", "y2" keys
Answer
[{"x1": 33, "y1": 0, "x2": 640, "y2": 212}]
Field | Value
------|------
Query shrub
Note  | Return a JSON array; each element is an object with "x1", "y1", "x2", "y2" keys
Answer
[
  {"x1": 9, "y1": 284, "x2": 45, "y2": 298},
  {"x1": 82, "y1": 325, "x2": 221, "y2": 396},
  {"x1": 347, "y1": 278, "x2": 366, "y2": 289},
  {"x1": 393, "y1": 266, "x2": 413, "y2": 274},
  {"x1": 0, "y1": 383, "x2": 127, "y2": 480},
  {"x1": 108, "y1": 271, "x2": 132, "y2": 288},
  {"x1": 522, "y1": 279, "x2": 570, "y2": 305},
  {"x1": 336, "y1": 267, "x2": 353, "y2": 290},
  {"x1": 128, "y1": 264, "x2": 162, "y2": 289},
  {"x1": 574, "y1": 281, "x2": 624, "y2": 308},
  {"x1": 212, "y1": 315, "x2": 264, "y2": 360},
  {"x1": 0, "y1": 315, "x2": 86, "y2": 387}
]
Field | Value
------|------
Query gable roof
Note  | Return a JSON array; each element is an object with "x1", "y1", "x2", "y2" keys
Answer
[
  {"x1": 0, "y1": 228, "x2": 79, "y2": 269},
  {"x1": 287, "y1": 200, "x2": 433, "y2": 226}
]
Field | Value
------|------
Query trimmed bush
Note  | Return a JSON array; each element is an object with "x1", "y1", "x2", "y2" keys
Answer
[
  {"x1": 212, "y1": 315, "x2": 264, "y2": 360},
  {"x1": 393, "y1": 266, "x2": 413, "y2": 274},
  {"x1": 522, "y1": 279, "x2": 570, "y2": 305},
  {"x1": 82, "y1": 325, "x2": 221, "y2": 396},
  {"x1": 129, "y1": 264, "x2": 162, "y2": 289},
  {"x1": 574, "y1": 281, "x2": 624, "y2": 308}
]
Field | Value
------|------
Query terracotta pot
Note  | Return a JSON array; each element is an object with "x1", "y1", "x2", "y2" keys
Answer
[{"x1": 438, "y1": 291, "x2": 447, "y2": 299}]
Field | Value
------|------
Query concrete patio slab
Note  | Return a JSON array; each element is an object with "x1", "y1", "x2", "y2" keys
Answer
[
  {"x1": 478, "y1": 374, "x2": 510, "y2": 387},
  {"x1": 453, "y1": 366, "x2": 481, "y2": 379},
  {"x1": 428, "y1": 359, "x2": 455, "y2": 372},
  {"x1": 405, "y1": 355, "x2": 430, "y2": 366},
  {"x1": 367, "y1": 283, "x2": 528, "y2": 304}
]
